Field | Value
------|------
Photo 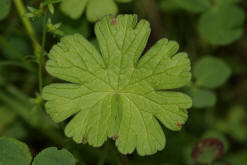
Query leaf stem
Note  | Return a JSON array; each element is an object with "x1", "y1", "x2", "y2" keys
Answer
[
  {"x1": 38, "y1": 10, "x2": 48, "y2": 92},
  {"x1": 120, "y1": 154, "x2": 128, "y2": 165},
  {"x1": 13, "y1": 0, "x2": 41, "y2": 56}
]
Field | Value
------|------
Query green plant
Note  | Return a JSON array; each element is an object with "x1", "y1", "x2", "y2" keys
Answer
[
  {"x1": 60, "y1": 0, "x2": 132, "y2": 21},
  {"x1": 188, "y1": 56, "x2": 231, "y2": 108},
  {"x1": 1, "y1": 0, "x2": 247, "y2": 164},
  {"x1": 0, "y1": 137, "x2": 76, "y2": 165},
  {"x1": 42, "y1": 14, "x2": 192, "y2": 156}
]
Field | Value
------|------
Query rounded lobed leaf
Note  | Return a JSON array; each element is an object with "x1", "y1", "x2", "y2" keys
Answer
[
  {"x1": 189, "y1": 88, "x2": 216, "y2": 108},
  {"x1": 32, "y1": 147, "x2": 76, "y2": 165},
  {"x1": 193, "y1": 56, "x2": 231, "y2": 89},
  {"x1": 42, "y1": 14, "x2": 192, "y2": 156},
  {"x1": 0, "y1": 137, "x2": 32, "y2": 165}
]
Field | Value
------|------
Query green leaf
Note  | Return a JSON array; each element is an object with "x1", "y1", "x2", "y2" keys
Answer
[
  {"x1": 0, "y1": 137, "x2": 32, "y2": 165},
  {"x1": 32, "y1": 147, "x2": 76, "y2": 165},
  {"x1": 202, "y1": 130, "x2": 229, "y2": 152},
  {"x1": 189, "y1": 88, "x2": 216, "y2": 108},
  {"x1": 193, "y1": 56, "x2": 231, "y2": 89},
  {"x1": 60, "y1": 0, "x2": 88, "y2": 19},
  {"x1": 192, "y1": 138, "x2": 224, "y2": 164},
  {"x1": 0, "y1": 0, "x2": 11, "y2": 21},
  {"x1": 226, "y1": 106, "x2": 247, "y2": 142},
  {"x1": 42, "y1": 14, "x2": 192, "y2": 156},
  {"x1": 196, "y1": 146, "x2": 219, "y2": 164},
  {"x1": 198, "y1": 4, "x2": 245, "y2": 45},
  {"x1": 60, "y1": 0, "x2": 131, "y2": 21},
  {"x1": 86, "y1": 0, "x2": 118, "y2": 22}
]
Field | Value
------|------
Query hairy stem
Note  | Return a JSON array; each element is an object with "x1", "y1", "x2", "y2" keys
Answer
[{"x1": 13, "y1": 0, "x2": 41, "y2": 56}]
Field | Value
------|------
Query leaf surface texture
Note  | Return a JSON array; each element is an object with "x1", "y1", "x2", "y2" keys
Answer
[{"x1": 42, "y1": 15, "x2": 192, "y2": 155}]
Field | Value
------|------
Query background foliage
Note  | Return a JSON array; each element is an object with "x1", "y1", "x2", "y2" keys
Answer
[{"x1": 0, "y1": 0, "x2": 247, "y2": 164}]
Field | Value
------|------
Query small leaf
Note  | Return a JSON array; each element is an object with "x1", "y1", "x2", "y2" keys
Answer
[
  {"x1": 192, "y1": 138, "x2": 224, "y2": 164},
  {"x1": 42, "y1": 14, "x2": 192, "y2": 156},
  {"x1": 47, "y1": 19, "x2": 64, "y2": 36},
  {"x1": 198, "y1": 4, "x2": 245, "y2": 45},
  {"x1": 60, "y1": 0, "x2": 131, "y2": 21},
  {"x1": 32, "y1": 147, "x2": 76, "y2": 165},
  {"x1": 193, "y1": 56, "x2": 231, "y2": 89},
  {"x1": 86, "y1": 0, "x2": 118, "y2": 22},
  {"x1": 27, "y1": 6, "x2": 37, "y2": 12},
  {"x1": 24, "y1": 12, "x2": 35, "y2": 18},
  {"x1": 48, "y1": 4, "x2": 54, "y2": 14},
  {"x1": 202, "y1": 130, "x2": 229, "y2": 152},
  {"x1": 0, "y1": 0, "x2": 11, "y2": 21},
  {"x1": 0, "y1": 137, "x2": 32, "y2": 165},
  {"x1": 60, "y1": 0, "x2": 88, "y2": 19},
  {"x1": 225, "y1": 106, "x2": 247, "y2": 142},
  {"x1": 189, "y1": 88, "x2": 216, "y2": 108}
]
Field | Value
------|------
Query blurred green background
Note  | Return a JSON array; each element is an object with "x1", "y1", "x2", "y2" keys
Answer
[{"x1": 0, "y1": 0, "x2": 247, "y2": 164}]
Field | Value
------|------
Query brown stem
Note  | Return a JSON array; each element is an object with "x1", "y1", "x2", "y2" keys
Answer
[
  {"x1": 142, "y1": 0, "x2": 165, "y2": 41},
  {"x1": 121, "y1": 154, "x2": 128, "y2": 165}
]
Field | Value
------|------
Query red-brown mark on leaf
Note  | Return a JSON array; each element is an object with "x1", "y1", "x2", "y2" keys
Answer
[
  {"x1": 82, "y1": 138, "x2": 87, "y2": 144},
  {"x1": 112, "y1": 135, "x2": 118, "y2": 141},
  {"x1": 176, "y1": 122, "x2": 181, "y2": 127},
  {"x1": 111, "y1": 15, "x2": 117, "y2": 25}
]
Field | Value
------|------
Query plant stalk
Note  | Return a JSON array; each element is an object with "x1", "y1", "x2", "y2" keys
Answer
[
  {"x1": 121, "y1": 154, "x2": 128, "y2": 165},
  {"x1": 13, "y1": 0, "x2": 41, "y2": 56}
]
